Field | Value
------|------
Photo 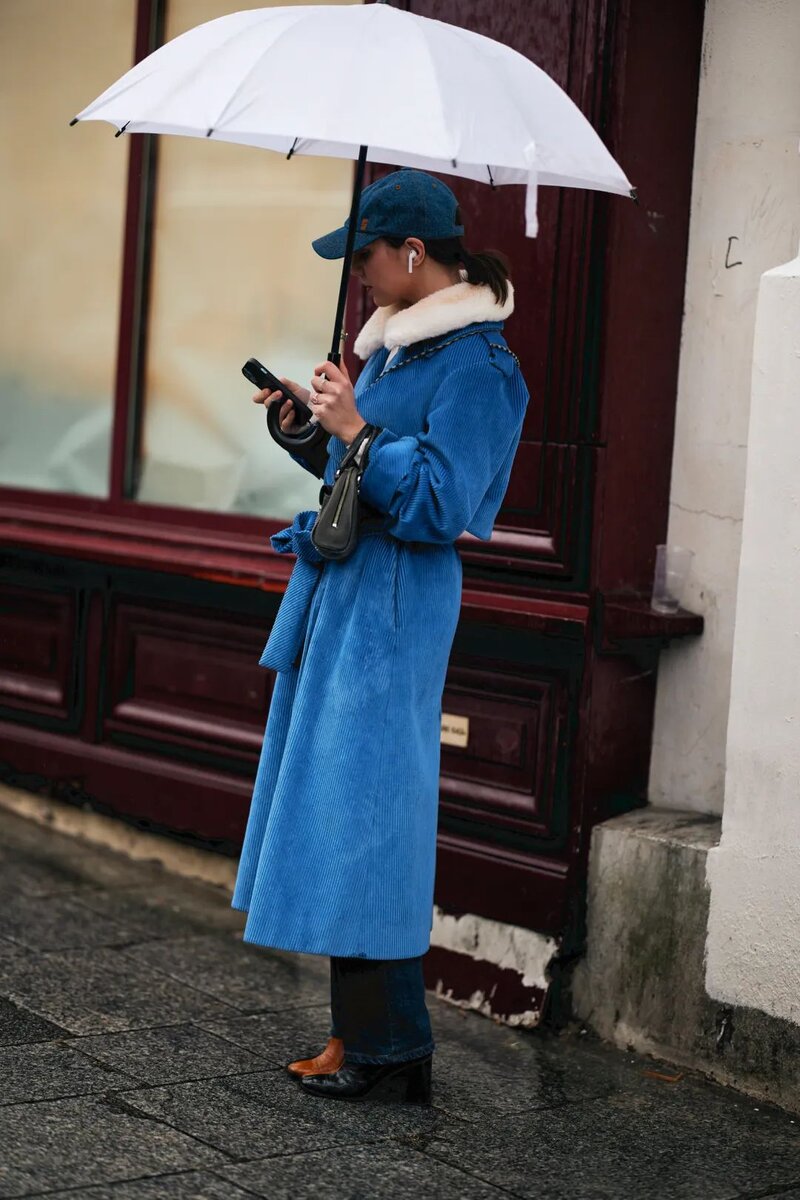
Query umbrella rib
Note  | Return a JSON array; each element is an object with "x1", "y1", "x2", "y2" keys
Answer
[
  {"x1": 210, "y1": 16, "x2": 322, "y2": 136},
  {"x1": 143, "y1": 10, "x2": 282, "y2": 141}
]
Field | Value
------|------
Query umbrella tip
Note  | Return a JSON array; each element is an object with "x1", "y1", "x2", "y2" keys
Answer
[
  {"x1": 206, "y1": 128, "x2": 214, "y2": 138},
  {"x1": 114, "y1": 121, "x2": 130, "y2": 138},
  {"x1": 629, "y1": 187, "x2": 639, "y2": 205},
  {"x1": 69, "y1": 116, "x2": 79, "y2": 127}
]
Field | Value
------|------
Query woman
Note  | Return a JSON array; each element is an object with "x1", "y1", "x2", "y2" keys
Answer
[{"x1": 231, "y1": 168, "x2": 530, "y2": 1104}]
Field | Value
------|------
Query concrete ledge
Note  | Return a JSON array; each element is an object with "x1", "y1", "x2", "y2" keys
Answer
[{"x1": 572, "y1": 807, "x2": 800, "y2": 1114}]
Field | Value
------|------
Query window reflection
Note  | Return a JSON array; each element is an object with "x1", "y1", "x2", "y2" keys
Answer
[
  {"x1": 137, "y1": 0, "x2": 361, "y2": 518},
  {"x1": 0, "y1": 0, "x2": 134, "y2": 496}
]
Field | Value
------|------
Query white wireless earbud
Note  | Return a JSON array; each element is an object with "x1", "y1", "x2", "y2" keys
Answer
[{"x1": 408, "y1": 249, "x2": 419, "y2": 273}]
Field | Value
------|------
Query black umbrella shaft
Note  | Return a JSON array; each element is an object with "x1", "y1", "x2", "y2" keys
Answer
[{"x1": 328, "y1": 143, "x2": 369, "y2": 366}]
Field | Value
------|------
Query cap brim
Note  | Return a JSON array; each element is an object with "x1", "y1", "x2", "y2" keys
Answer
[{"x1": 311, "y1": 226, "x2": 380, "y2": 260}]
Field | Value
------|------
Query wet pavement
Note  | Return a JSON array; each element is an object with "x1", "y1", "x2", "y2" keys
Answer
[{"x1": 1, "y1": 804, "x2": 799, "y2": 1199}]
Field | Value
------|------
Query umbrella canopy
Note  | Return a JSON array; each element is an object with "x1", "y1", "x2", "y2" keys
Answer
[
  {"x1": 71, "y1": 2, "x2": 634, "y2": 237},
  {"x1": 71, "y1": 2, "x2": 634, "y2": 459}
]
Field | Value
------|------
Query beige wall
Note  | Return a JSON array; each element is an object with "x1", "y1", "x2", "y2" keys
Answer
[{"x1": 648, "y1": 0, "x2": 800, "y2": 814}]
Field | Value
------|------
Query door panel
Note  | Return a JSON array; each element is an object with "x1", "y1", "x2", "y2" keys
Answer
[
  {"x1": 0, "y1": 584, "x2": 80, "y2": 726},
  {"x1": 104, "y1": 601, "x2": 273, "y2": 767},
  {"x1": 440, "y1": 660, "x2": 567, "y2": 840}
]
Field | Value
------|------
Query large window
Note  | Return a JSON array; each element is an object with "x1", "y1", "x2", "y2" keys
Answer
[
  {"x1": 0, "y1": 0, "x2": 135, "y2": 496},
  {"x1": 0, "y1": 0, "x2": 360, "y2": 525},
  {"x1": 136, "y1": 0, "x2": 359, "y2": 519}
]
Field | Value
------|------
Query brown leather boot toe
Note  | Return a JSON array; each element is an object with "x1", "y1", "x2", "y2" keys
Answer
[{"x1": 287, "y1": 1035, "x2": 345, "y2": 1077}]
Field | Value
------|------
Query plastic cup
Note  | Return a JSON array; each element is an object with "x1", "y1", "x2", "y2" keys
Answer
[{"x1": 651, "y1": 544, "x2": 694, "y2": 614}]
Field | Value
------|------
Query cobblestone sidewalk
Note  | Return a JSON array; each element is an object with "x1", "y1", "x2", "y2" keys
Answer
[{"x1": 1, "y1": 805, "x2": 799, "y2": 1199}]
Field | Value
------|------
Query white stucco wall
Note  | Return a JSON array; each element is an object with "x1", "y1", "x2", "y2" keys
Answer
[
  {"x1": 648, "y1": 0, "x2": 800, "y2": 814},
  {"x1": 705, "y1": 246, "x2": 800, "y2": 1023}
]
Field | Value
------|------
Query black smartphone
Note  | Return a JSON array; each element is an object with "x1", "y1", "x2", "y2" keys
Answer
[{"x1": 242, "y1": 357, "x2": 314, "y2": 425}]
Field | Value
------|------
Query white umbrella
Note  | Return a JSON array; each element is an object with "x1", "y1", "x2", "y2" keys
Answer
[
  {"x1": 71, "y1": 3, "x2": 633, "y2": 210},
  {"x1": 70, "y1": 1, "x2": 634, "y2": 455}
]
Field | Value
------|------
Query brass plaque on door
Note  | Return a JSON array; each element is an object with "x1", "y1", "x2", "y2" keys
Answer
[{"x1": 441, "y1": 712, "x2": 469, "y2": 748}]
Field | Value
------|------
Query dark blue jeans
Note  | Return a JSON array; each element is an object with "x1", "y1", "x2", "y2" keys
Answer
[{"x1": 329, "y1": 954, "x2": 435, "y2": 1065}]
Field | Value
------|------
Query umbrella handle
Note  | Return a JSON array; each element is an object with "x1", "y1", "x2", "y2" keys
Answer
[{"x1": 266, "y1": 401, "x2": 331, "y2": 479}]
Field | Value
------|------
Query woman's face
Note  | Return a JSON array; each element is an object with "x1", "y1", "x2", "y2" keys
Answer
[{"x1": 351, "y1": 238, "x2": 418, "y2": 308}]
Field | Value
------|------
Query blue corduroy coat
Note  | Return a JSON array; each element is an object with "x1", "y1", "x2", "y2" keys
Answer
[{"x1": 232, "y1": 281, "x2": 530, "y2": 958}]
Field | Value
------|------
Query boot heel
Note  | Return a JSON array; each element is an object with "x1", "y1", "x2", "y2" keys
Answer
[{"x1": 403, "y1": 1055, "x2": 432, "y2": 1104}]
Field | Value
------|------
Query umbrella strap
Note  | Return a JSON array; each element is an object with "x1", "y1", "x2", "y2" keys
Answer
[{"x1": 524, "y1": 140, "x2": 539, "y2": 238}]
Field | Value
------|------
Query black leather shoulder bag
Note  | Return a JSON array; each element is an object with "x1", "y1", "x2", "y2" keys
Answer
[{"x1": 311, "y1": 424, "x2": 382, "y2": 561}]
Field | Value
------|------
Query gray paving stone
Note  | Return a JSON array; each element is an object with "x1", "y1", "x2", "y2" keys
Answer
[
  {"x1": 0, "y1": 1094, "x2": 226, "y2": 1198},
  {"x1": 738, "y1": 1185, "x2": 800, "y2": 1195},
  {"x1": 0, "y1": 936, "x2": 33, "y2": 974},
  {"x1": 3, "y1": 807, "x2": 800, "y2": 1200},
  {"x1": 117, "y1": 1069, "x2": 440, "y2": 1160},
  {"x1": 0, "y1": 1038, "x2": 137, "y2": 1104},
  {"x1": 423, "y1": 1081, "x2": 800, "y2": 1200},
  {"x1": 531, "y1": 1027, "x2": 679, "y2": 1087},
  {"x1": 0, "y1": 892, "x2": 142, "y2": 951},
  {"x1": 199, "y1": 1005, "x2": 336, "y2": 1067},
  {"x1": 0, "y1": 995, "x2": 70, "y2": 1047},
  {"x1": 74, "y1": 1022, "x2": 269, "y2": 1085},
  {"x1": 0, "y1": 848, "x2": 101, "y2": 899},
  {"x1": 73, "y1": 881, "x2": 246, "y2": 940},
  {"x1": 0, "y1": 816, "x2": 173, "y2": 894},
  {"x1": 429, "y1": 1036, "x2": 616, "y2": 1118},
  {"x1": 121, "y1": 935, "x2": 330, "y2": 1013},
  {"x1": 16, "y1": 1173, "x2": 255, "y2": 1200},
  {"x1": 2, "y1": 946, "x2": 236, "y2": 1035},
  {"x1": 220, "y1": 1143, "x2": 510, "y2": 1199},
  {"x1": 425, "y1": 1005, "x2": 653, "y2": 1120},
  {"x1": 201, "y1": 1004, "x2": 615, "y2": 1121}
]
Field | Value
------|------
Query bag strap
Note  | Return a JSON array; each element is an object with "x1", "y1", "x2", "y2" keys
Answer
[{"x1": 337, "y1": 423, "x2": 380, "y2": 474}]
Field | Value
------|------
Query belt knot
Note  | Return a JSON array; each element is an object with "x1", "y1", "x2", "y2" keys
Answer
[{"x1": 270, "y1": 508, "x2": 324, "y2": 566}]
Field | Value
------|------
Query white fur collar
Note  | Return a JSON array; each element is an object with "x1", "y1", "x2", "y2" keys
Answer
[{"x1": 352, "y1": 276, "x2": 514, "y2": 360}]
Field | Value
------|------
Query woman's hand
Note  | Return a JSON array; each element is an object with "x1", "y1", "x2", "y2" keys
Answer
[
  {"x1": 309, "y1": 359, "x2": 366, "y2": 444},
  {"x1": 252, "y1": 377, "x2": 310, "y2": 433}
]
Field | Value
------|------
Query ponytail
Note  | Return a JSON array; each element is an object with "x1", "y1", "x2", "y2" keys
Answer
[{"x1": 457, "y1": 247, "x2": 510, "y2": 306}]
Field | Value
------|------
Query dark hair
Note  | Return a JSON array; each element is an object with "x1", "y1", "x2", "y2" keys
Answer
[{"x1": 382, "y1": 224, "x2": 511, "y2": 307}]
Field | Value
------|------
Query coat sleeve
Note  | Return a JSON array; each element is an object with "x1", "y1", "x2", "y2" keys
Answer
[{"x1": 358, "y1": 357, "x2": 528, "y2": 543}]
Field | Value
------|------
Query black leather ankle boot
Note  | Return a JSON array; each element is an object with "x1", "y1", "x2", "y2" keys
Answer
[{"x1": 298, "y1": 1053, "x2": 432, "y2": 1103}]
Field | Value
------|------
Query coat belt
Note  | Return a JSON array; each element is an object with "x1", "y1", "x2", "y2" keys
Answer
[{"x1": 258, "y1": 508, "x2": 389, "y2": 672}]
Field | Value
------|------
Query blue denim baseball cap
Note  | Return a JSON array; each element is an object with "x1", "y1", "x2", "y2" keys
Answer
[{"x1": 311, "y1": 168, "x2": 465, "y2": 259}]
